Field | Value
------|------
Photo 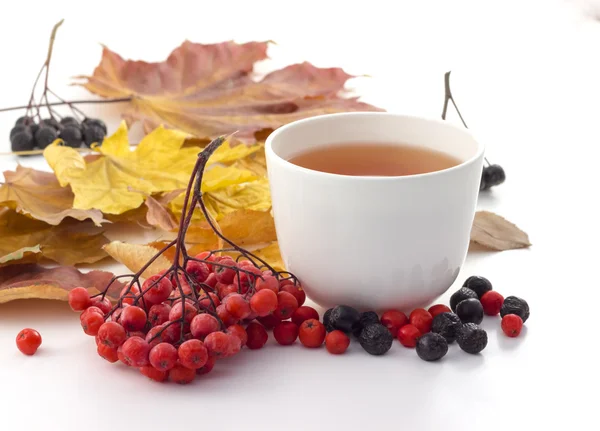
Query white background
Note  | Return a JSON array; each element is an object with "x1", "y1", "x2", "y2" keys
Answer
[{"x1": 0, "y1": 1, "x2": 599, "y2": 430}]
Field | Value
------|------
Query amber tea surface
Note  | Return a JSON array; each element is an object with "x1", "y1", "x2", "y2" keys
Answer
[{"x1": 287, "y1": 142, "x2": 461, "y2": 176}]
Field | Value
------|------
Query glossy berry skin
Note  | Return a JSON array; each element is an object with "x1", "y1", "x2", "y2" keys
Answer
[
  {"x1": 380, "y1": 310, "x2": 408, "y2": 336},
  {"x1": 409, "y1": 309, "x2": 433, "y2": 334},
  {"x1": 190, "y1": 314, "x2": 220, "y2": 340},
  {"x1": 186, "y1": 260, "x2": 210, "y2": 283},
  {"x1": 463, "y1": 276, "x2": 493, "y2": 299},
  {"x1": 246, "y1": 322, "x2": 268, "y2": 350},
  {"x1": 329, "y1": 305, "x2": 360, "y2": 333},
  {"x1": 274, "y1": 291, "x2": 299, "y2": 320},
  {"x1": 255, "y1": 272, "x2": 279, "y2": 294},
  {"x1": 291, "y1": 306, "x2": 320, "y2": 327},
  {"x1": 500, "y1": 296, "x2": 530, "y2": 323},
  {"x1": 416, "y1": 333, "x2": 448, "y2": 361},
  {"x1": 16, "y1": 328, "x2": 42, "y2": 355},
  {"x1": 143, "y1": 275, "x2": 172, "y2": 304},
  {"x1": 250, "y1": 289, "x2": 278, "y2": 316},
  {"x1": 273, "y1": 322, "x2": 299, "y2": 345},
  {"x1": 226, "y1": 324, "x2": 248, "y2": 346},
  {"x1": 81, "y1": 308, "x2": 105, "y2": 336},
  {"x1": 97, "y1": 322, "x2": 127, "y2": 348},
  {"x1": 359, "y1": 324, "x2": 393, "y2": 355},
  {"x1": 480, "y1": 291, "x2": 504, "y2": 316},
  {"x1": 456, "y1": 298, "x2": 484, "y2": 325},
  {"x1": 178, "y1": 339, "x2": 208, "y2": 369},
  {"x1": 120, "y1": 306, "x2": 148, "y2": 332},
  {"x1": 501, "y1": 314, "x2": 523, "y2": 338},
  {"x1": 90, "y1": 296, "x2": 112, "y2": 314},
  {"x1": 457, "y1": 323, "x2": 488, "y2": 354},
  {"x1": 450, "y1": 287, "x2": 478, "y2": 312},
  {"x1": 298, "y1": 319, "x2": 326, "y2": 348},
  {"x1": 224, "y1": 293, "x2": 252, "y2": 320},
  {"x1": 431, "y1": 312, "x2": 462, "y2": 343},
  {"x1": 325, "y1": 330, "x2": 350, "y2": 354},
  {"x1": 140, "y1": 366, "x2": 168, "y2": 382},
  {"x1": 68, "y1": 287, "x2": 91, "y2": 311},
  {"x1": 279, "y1": 283, "x2": 306, "y2": 306},
  {"x1": 120, "y1": 336, "x2": 150, "y2": 367},
  {"x1": 148, "y1": 303, "x2": 171, "y2": 327},
  {"x1": 196, "y1": 355, "x2": 216, "y2": 376},
  {"x1": 149, "y1": 343, "x2": 178, "y2": 371},
  {"x1": 397, "y1": 324, "x2": 422, "y2": 348},
  {"x1": 97, "y1": 343, "x2": 119, "y2": 363},
  {"x1": 428, "y1": 304, "x2": 452, "y2": 318},
  {"x1": 169, "y1": 363, "x2": 196, "y2": 384}
]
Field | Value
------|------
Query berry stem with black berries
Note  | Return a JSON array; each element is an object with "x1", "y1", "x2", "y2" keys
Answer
[{"x1": 441, "y1": 71, "x2": 506, "y2": 191}]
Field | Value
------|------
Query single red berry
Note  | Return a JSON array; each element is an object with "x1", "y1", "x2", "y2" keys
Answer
[
  {"x1": 169, "y1": 299, "x2": 197, "y2": 325},
  {"x1": 204, "y1": 273, "x2": 218, "y2": 289},
  {"x1": 409, "y1": 309, "x2": 433, "y2": 333},
  {"x1": 233, "y1": 265, "x2": 261, "y2": 294},
  {"x1": 214, "y1": 257, "x2": 237, "y2": 284},
  {"x1": 68, "y1": 287, "x2": 90, "y2": 311},
  {"x1": 204, "y1": 331, "x2": 233, "y2": 358},
  {"x1": 198, "y1": 292, "x2": 220, "y2": 311},
  {"x1": 149, "y1": 342, "x2": 178, "y2": 371},
  {"x1": 196, "y1": 355, "x2": 216, "y2": 376},
  {"x1": 97, "y1": 321, "x2": 127, "y2": 348},
  {"x1": 120, "y1": 285, "x2": 140, "y2": 306},
  {"x1": 143, "y1": 275, "x2": 172, "y2": 304},
  {"x1": 274, "y1": 291, "x2": 298, "y2": 320},
  {"x1": 501, "y1": 314, "x2": 523, "y2": 337},
  {"x1": 481, "y1": 291, "x2": 505, "y2": 316},
  {"x1": 325, "y1": 330, "x2": 350, "y2": 354},
  {"x1": 299, "y1": 319, "x2": 326, "y2": 348},
  {"x1": 195, "y1": 251, "x2": 217, "y2": 272},
  {"x1": 279, "y1": 283, "x2": 306, "y2": 306},
  {"x1": 97, "y1": 343, "x2": 119, "y2": 363},
  {"x1": 397, "y1": 324, "x2": 422, "y2": 347},
  {"x1": 120, "y1": 336, "x2": 150, "y2": 367},
  {"x1": 225, "y1": 293, "x2": 252, "y2": 320},
  {"x1": 90, "y1": 296, "x2": 112, "y2": 314},
  {"x1": 273, "y1": 321, "x2": 299, "y2": 345},
  {"x1": 190, "y1": 313, "x2": 220, "y2": 340},
  {"x1": 245, "y1": 322, "x2": 268, "y2": 350},
  {"x1": 169, "y1": 363, "x2": 196, "y2": 384},
  {"x1": 120, "y1": 306, "x2": 147, "y2": 332},
  {"x1": 428, "y1": 304, "x2": 452, "y2": 318},
  {"x1": 140, "y1": 365, "x2": 168, "y2": 382},
  {"x1": 255, "y1": 272, "x2": 279, "y2": 294},
  {"x1": 186, "y1": 260, "x2": 211, "y2": 283},
  {"x1": 148, "y1": 303, "x2": 171, "y2": 327},
  {"x1": 216, "y1": 304, "x2": 238, "y2": 327},
  {"x1": 16, "y1": 328, "x2": 42, "y2": 355},
  {"x1": 237, "y1": 259, "x2": 255, "y2": 269},
  {"x1": 257, "y1": 314, "x2": 282, "y2": 329},
  {"x1": 80, "y1": 308, "x2": 105, "y2": 336},
  {"x1": 111, "y1": 306, "x2": 126, "y2": 323},
  {"x1": 178, "y1": 339, "x2": 209, "y2": 369},
  {"x1": 291, "y1": 306, "x2": 319, "y2": 326},
  {"x1": 380, "y1": 310, "x2": 409, "y2": 335},
  {"x1": 226, "y1": 324, "x2": 248, "y2": 346},
  {"x1": 145, "y1": 325, "x2": 165, "y2": 348},
  {"x1": 217, "y1": 283, "x2": 238, "y2": 299},
  {"x1": 250, "y1": 289, "x2": 278, "y2": 316},
  {"x1": 160, "y1": 322, "x2": 181, "y2": 345}
]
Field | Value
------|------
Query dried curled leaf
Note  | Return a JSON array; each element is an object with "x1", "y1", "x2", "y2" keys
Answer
[
  {"x1": 103, "y1": 241, "x2": 171, "y2": 278},
  {"x1": 0, "y1": 264, "x2": 123, "y2": 304},
  {"x1": 77, "y1": 41, "x2": 381, "y2": 141},
  {"x1": 0, "y1": 166, "x2": 106, "y2": 226},
  {"x1": 0, "y1": 246, "x2": 41, "y2": 267},
  {"x1": 0, "y1": 209, "x2": 109, "y2": 266},
  {"x1": 145, "y1": 196, "x2": 178, "y2": 231},
  {"x1": 470, "y1": 211, "x2": 531, "y2": 251}
]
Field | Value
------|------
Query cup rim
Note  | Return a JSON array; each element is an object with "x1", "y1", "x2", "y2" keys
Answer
[{"x1": 265, "y1": 112, "x2": 485, "y2": 181}]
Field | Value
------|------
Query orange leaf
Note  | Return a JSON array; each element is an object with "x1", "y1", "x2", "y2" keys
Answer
[
  {"x1": 145, "y1": 195, "x2": 178, "y2": 231},
  {"x1": 77, "y1": 41, "x2": 382, "y2": 141}
]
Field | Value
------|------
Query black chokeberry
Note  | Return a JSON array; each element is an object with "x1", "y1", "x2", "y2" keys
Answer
[
  {"x1": 450, "y1": 287, "x2": 478, "y2": 312},
  {"x1": 34, "y1": 126, "x2": 58, "y2": 149},
  {"x1": 60, "y1": 125, "x2": 83, "y2": 148},
  {"x1": 60, "y1": 116, "x2": 79, "y2": 126},
  {"x1": 83, "y1": 124, "x2": 106, "y2": 147},
  {"x1": 416, "y1": 333, "x2": 448, "y2": 361},
  {"x1": 431, "y1": 312, "x2": 461, "y2": 343},
  {"x1": 84, "y1": 117, "x2": 107, "y2": 133},
  {"x1": 41, "y1": 118, "x2": 60, "y2": 130},
  {"x1": 30, "y1": 122, "x2": 39, "y2": 137},
  {"x1": 329, "y1": 305, "x2": 360, "y2": 334},
  {"x1": 456, "y1": 298, "x2": 484, "y2": 324},
  {"x1": 457, "y1": 323, "x2": 487, "y2": 354},
  {"x1": 483, "y1": 164, "x2": 506, "y2": 187},
  {"x1": 500, "y1": 296, "x2": 530, "y2": 323},
  {"x1": 463, "y1": 276, "x2": 492, "y2": 298},
  {"x1": 10, "y1": 125, "x2": 27, "y2": 138},
  {"x1": 352, "y1": 311, "x2": 380, "y2": 338},
  {"x1": 480, "y1": 172, "x2": 490, "y2": 191},
  {"x1": 323, "y1": 308, "x2": 335, "y2": 332},
  {"x1": 16, "y1": 116, "x2": 34, "y2": 126},
  {"x1": 358, "y1": 323, "x2": 393, "y2": 356},
  {"x1": 11, "y1": 130, "x2": 34, "y2": 152}
]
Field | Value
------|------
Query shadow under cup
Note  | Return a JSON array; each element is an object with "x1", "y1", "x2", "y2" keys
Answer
[{"x1": 265, "y1": 113, "x2": 484, "y2": 311}]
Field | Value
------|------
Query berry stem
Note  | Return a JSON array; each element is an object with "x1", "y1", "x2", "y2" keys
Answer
[{"x1": 0, "y1": 97, "x2": 133, "y2": 114}]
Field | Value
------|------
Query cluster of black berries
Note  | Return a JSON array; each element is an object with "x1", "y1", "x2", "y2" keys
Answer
[
  {"x1": 480, "y1": 164, "x2": 506, "y2": 191},
  {"x1": 10, "y1": 116, "x2": 107, "y2": 152}
]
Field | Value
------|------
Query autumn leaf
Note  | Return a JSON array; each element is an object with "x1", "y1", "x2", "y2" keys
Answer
[
  {"x1": 0, "y1": 263, "x2": 123, "y2": 304},
  {"x1": 0, "y1": 166, "x2": 106, "y2": 226},
  {"x1": 0, "y1": 209, "x2": 109, "y2": 266},
  {"x1": 76, "y1": 41, "x2": 381, "y2": 142},
  {"x1": 145, "y1": 195, "x2": 178, "y2": 231},
  {"x1": 103, "y1": 241, "x2": 171, "y2": 278},
  {"x1": 224, "y1": 242, "x2": 285, "y2": 272},
  {"x1": 470, "y1": 211, "x2": 531, "y2": 251},
  {"x1": 0, "y1": 246, "x2": 41, "y2": 267}
]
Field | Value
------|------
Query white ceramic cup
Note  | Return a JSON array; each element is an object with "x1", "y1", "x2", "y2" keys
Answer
[{"x1": 265, "y1": 112, "x2": 484, "y2": 311}]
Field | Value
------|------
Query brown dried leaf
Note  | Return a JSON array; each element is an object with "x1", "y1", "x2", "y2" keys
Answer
[
  {"x1": 470, "y1": 211, "x2": 531, "y2": 251},
  {"x1": 103, "y1": 241, "x2": 171, "y2": 278},
  {"x1": 77, "y1": 41, "x2": 381, "y2": 142},
  {"x1": 0, "y1": 246, "x2": 41, "y2": 267},
  {"x1": 0, "y1": 166, "x2": 106, "y2": 226},
  {"x1": 145, "y1": 196, "x2": 178, "y2": 231},
  {"x1": 0, "y1": 263, "x2": 123, "y2": 304}
]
